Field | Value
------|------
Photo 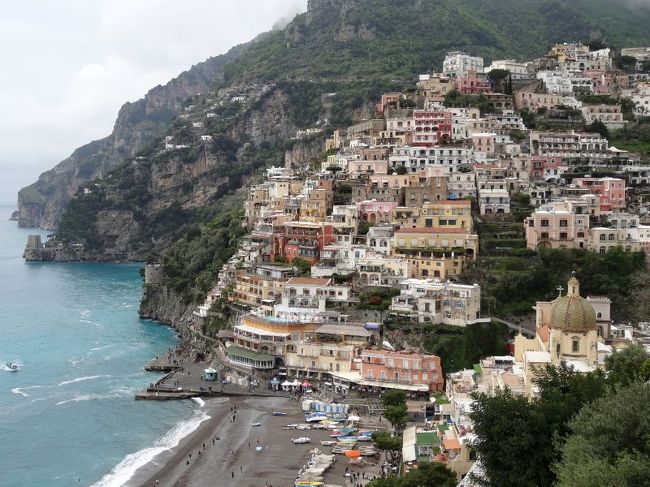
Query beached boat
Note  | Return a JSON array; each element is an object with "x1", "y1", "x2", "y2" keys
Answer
[
  {"x1": 251, "y1": 422, "x2": 261, "y2": 427},
  {"x1": 272, "y1": 411, "x2": 288, "y2": 416},
  {"x1": 320, "y1": 440, "x2": 336, "y2": 446},
  {"x1": 291, "y1": 437, "x2": 311, "y2": 444}
]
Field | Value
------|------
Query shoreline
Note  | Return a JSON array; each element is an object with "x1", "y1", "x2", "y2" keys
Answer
[{"x1": 130, "y1": 395, "x2": 316, "y2": 487}]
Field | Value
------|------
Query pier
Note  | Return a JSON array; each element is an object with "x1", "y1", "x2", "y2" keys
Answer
[{"x1": 138, "y1": 353, "x2": 292, "y2": 401}]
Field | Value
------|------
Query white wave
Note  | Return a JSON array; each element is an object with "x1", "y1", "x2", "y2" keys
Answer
[
  {"x1": 80, "y1": 319, "x2": 102, "y2": 327},
  {"x1": 58, "y1": 375, "x2": 111, "y2": 386},
  {"x1": 191, "y1": 397, "x2": 205, "y2": 408},
  {"x1": 11, "y1": 385, "x2": 46, "y2": 397},
  {"x1": 54, "y1": 393, "x2": 120, "y2": 406},
  {"x1": 90, "y1": 410, "x2": 211, "y2": 487}
]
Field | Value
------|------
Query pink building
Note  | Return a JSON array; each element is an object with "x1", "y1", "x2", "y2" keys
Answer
[
  {"x1": 376, "y1": 92, "x2": 401, "y2": 115},
  {"x1": 454, "y1": 70, "x2": 492, "y2": 95},
  {"x1": 574, "y1": 177, "x2": 626, "y2": 212},
  {"x1": 413, "y1": 110, "x2": 452, "y2": 147},
  {"x1": 529, "y1": 156, "x2": 564, "y2": 181},
  {"x1": 357, "y1": 201, "x2": 399, "y2": 225},
  {"x1": 583, "y1": 69, "x2": 629, "y2": 95},
  {"x1": 360, "y1": 350, "x2": 444, "y2": 392}
]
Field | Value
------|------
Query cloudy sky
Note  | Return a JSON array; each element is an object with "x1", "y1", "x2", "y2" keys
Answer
[{"x1": 0, "y1": 0, "x2": 306, "y2": 203}]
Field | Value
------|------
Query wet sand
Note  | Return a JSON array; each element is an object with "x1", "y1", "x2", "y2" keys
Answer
[{"x1": 132, "y1": 396, "x2": 320, "y2": 487}]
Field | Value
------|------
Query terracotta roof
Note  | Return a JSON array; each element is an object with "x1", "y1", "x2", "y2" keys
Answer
[
  {"x1": 538, "y1": 325, "x2": 550, "y2": 344},
  {"x1": 286, "y1": 277, "x2": 331, "y2": 286},
  {"x1": 395, "y1": 227, "x2": 471, "y2": 234},
  {"x1": 443, "y1": 438, "x2": 461, "y2": 450}
]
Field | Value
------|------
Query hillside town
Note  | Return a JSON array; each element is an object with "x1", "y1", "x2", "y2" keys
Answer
[{"x1": 137, "y1": 42, "x2": 650, "y2": 485}]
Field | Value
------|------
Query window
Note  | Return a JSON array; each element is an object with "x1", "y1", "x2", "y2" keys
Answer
[
  {"x1": 572, "y1": 339, "x2": 580, "y2": 353},
  {"x1": 559, "y1": 219, "x2": 568, "y2": 227},
  {"x1": 608, "y1": 234, "x2": 615, "y2": 241},
  {"x1": 600, "y1": 247, "x2": 607, "y2": 254},
  {"x1": 600, "y1": 234, "x2": 606, "y2": 241},
  {"x1": 541, "y1": 219, "x2": 549, "y2": 227}
]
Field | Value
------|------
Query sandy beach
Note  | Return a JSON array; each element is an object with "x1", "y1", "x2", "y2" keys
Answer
[{"x1": 131, "y1": 395, "x2": 326, "y2": 487}]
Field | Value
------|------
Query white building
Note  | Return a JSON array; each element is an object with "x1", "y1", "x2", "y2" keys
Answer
[
  {"x1": 389, "y1": 146, "x2": 474, "y2": 174},
  {"x1": 443, "y1": 52, "x2": 484, "y2": 79},
  {"x1": 390, "y1": 279, "x2": 483, "y2": 326}
]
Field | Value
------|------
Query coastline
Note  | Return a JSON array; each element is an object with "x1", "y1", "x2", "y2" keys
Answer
[{"x1": 130, "y1": 395, "x2": 316, "y2": 487}]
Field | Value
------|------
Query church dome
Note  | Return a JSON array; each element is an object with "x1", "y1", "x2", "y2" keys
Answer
[{"x1": 550, "y1": 274, "x2": 597, "y2": 332}]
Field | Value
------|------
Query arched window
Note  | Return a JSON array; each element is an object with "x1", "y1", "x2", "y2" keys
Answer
[
  {"x1": 600, "y1": 234, "x2": 606, "y2": 241},
  {"x1": 608, "y1": 234, "x2": 615, "y2": 241}
]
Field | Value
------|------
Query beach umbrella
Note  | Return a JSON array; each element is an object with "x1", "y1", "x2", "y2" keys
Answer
[{"x1": 344, "y1": 450, "x2": 361, "y2": 458}]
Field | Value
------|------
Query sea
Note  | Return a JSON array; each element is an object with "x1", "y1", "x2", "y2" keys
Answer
[{"x1": 0, "y1": 204, "x2": 207, "y2": 487}]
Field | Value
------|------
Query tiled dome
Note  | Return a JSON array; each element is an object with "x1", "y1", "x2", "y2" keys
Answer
[{"x1": 550, "y1": 274, "x2": 597, "y2": 332}]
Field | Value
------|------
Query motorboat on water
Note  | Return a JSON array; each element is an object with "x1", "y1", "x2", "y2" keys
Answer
[{"x1": 6, "y1": 362, "x2": 19, "y2": 372}]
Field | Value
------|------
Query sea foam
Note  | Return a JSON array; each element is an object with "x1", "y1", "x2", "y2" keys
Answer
[
  {"x1": 58, "y1": 375, "x2": 111, "y2": 386},
  {"x1": 90, "y1": 409, "x2": 211, "y2": 487}
]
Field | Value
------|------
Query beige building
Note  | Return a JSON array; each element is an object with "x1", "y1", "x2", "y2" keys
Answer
[
  {"x1": 515, "y1": 274, "x2": 610, "y2": 371},
  {"x1": 392, "y1": 227, "x2": 479, "y2": 279},
  {"x1": 418, "y1": 200, "x2": 473, "y2": 231}
]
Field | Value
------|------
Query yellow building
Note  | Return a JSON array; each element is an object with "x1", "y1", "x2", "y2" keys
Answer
[
  {"x1": 392, "y1": 227, "x2": 479, "y2": 279},
  {"x1": 229, "y1": 264, "x2": 294, "y2": 308},
  {"x1": 300, "y1": 188, "x2": 332, "y2": 223},
  {"x1": 515, "y1": 274, "x2": 602, "y2": 370},
  {"x1": 418, "y1": 200, "x2": 474, "y2": 231}
]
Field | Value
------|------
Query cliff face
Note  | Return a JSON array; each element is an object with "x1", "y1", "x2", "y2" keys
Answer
[{"x1": 16, "y1": 46, "x2": 249, "y2": 230}]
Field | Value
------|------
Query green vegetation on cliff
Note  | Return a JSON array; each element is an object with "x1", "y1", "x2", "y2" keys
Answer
[{"x1": 161, "y1": 208, "x2": 247, "y2": 304}]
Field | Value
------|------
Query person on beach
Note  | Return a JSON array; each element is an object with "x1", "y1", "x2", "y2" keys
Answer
[{"x1": 231, "y1": 472, "x2": 234, "y2": 479}]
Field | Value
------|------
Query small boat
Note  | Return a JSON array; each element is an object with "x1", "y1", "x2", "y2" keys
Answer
[
  {"x1": 6, "y1": 362, "x2": 19, "y2": 372},
  {"x1": 291, "y1": 436, "x2": 311, "y2": 444},
  {"x1": 272, "y1": 411, "x2": 288, "y2": 416},
  {"x1": 251, "y1": 422, "x2": 261, "y2": 427},
  {"x1": 320, "y1": 440, "x2": 336, "y2": 446}
]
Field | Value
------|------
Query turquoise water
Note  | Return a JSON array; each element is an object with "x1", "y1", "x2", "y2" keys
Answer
[{"x1": 0, "y1": 206, "x2": 199, "y2": 486}]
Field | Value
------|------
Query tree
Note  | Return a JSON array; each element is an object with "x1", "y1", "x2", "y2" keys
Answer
[
  {"x1": 587, "y1": 119, "x2": 610, "y2": 139},
  {"x1": 400, "y1": 462, "x2": 457, "y2": 487},
  {"x1": 291, "y1": 258, "x2": 312, "y2": 276},
  {"x1": 372, "y1": 431, "x2": 402, "y2": 463},
  {"x1": 470, "y1": 364, "x2": 608, "y2": 487},
  {"x1": 554, "y1": 384, "x2": 650, "y2": 487},
  {"x1": 605, "y1": 344, "x2": 650, "y2": 387},
  {"x1": 383, "y1": 390, "x2": 408, "y2": 433},
  {"x1": 395, "y1": 165, "x2": 408, "y2": 175},
  {"x1": 487, "y1": 69, "x2": 511, "y2": 92},
  {"x1": 367, "y1": 462, "x2": 457, "y2": 487}
]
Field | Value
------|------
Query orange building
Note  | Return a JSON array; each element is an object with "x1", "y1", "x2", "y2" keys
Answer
[{"x1": 360, "y1": 350, "x2": 444, "y2": 392}]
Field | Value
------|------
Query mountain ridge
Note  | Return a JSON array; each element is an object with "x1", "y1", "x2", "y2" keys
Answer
[{"x1": 17, "y1": 0, "x2": 650, "y2": 233}]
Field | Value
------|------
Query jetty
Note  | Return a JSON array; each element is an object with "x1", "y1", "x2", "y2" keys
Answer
[{"x1": 137, "y1": 355, "x2": 292, "y2": 401}]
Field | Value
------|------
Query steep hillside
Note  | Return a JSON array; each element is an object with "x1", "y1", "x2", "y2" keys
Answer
[
  {"x1": 16, "y1": 43, "x2": 250, "y2": 229},
  {"x1": 18, "y1": 0, "x2": 650, "y2": 243}
]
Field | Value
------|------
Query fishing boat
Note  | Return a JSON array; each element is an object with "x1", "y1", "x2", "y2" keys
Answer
[
  {"x1": 291, "y1": 436, "x2": 311, "y2": 444},
  {"x1": 320, "y1": 440, "x2": 336, "y2": 446},
  {"x1": 272, "y1": 411, "x2": 288, "y2": 416}
]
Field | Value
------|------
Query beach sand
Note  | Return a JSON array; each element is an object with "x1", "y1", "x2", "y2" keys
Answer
[{"x1": 131, "y1": 395, "x2": 323, "y2": 487}]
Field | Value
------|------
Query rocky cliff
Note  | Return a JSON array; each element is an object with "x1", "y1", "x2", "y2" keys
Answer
[{"x1": 16, "y1": 45, "x2": 250, "y2": 229}]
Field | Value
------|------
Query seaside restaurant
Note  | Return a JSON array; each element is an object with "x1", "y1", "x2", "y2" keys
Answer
[{"x1": 225, "y1": 344, "x2": 275, "y2": 370}]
